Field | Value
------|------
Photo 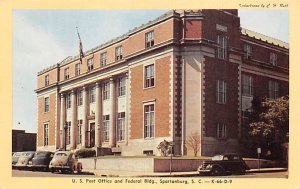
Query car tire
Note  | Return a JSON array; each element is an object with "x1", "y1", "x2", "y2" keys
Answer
[
  {"x1": 211, "y1": 167, "x2": 223, "y2": 176},
  {"x1": 50, "y1": 168, "x2": 55, "y2": 173},
  {"x1": 69, "y1": 166, "x2": 75, "y2": 174},
  {"x1": 239, "y1": 168, "x2": 246, "y2": 175}
]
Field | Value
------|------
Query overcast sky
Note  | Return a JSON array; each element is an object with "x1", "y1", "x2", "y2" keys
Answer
[{"x1": 13, "y1": 10, "x2": 289, "y2": 133}]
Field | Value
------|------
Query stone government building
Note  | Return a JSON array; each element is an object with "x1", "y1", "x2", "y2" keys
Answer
[{"x1": 35, "y1": 9, "x2": 289, "y2": 156}]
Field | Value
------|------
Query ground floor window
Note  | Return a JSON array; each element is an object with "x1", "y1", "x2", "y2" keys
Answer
[
  {"x1": 77, "y1": 120, "x2": 83, "y2": 144},
  {"x1": 144, "y1": 104, "x2": 155, "y2": 138},
  {"x1": 103, "y1": 115, "x2": 110, "y2": 142},
  {"x1": 117, "y1": 112, "x2": 125, "y2": 141},
  {"x1": 217, "y1": 123, "x2": 227, "y2": 138},
  {"x1": 67, "y1": 121, "x2": 71, "y2": 145},
  {"x1": 43, "y1": 123, "x2": 49, "y2": 146}
]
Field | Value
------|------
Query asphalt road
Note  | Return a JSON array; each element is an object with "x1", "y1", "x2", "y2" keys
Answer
[{"x1": 12, "y1": 169, "x2": 288, "y2": 178}]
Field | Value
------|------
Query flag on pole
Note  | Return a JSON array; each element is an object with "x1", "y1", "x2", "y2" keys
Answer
[{"x1": 76, "y1": 27, "x2": 84, "y2": 63}]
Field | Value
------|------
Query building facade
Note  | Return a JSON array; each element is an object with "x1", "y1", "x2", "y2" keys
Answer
[
  {"x1": 12, "y1": 130, "x2": 37, "y2": 152},
  {"x1": 35, "y1": 9, "x2": 289, "y2": 156}
]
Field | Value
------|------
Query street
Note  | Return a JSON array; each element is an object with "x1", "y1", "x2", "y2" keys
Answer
[{"x1": 12, "y1": 169, "x2": 287, "y2": 178}]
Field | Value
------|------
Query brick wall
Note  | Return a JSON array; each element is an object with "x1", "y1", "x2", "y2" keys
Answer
[
  {"x1": 37, "y1": 92, "x2": 57, "y2": 147},
  {"x1": 130, "y1": 56, "x2": 171, "y2": 139},
  {"x1": 203, "y1": 57, "x2": 239, "y2": 138}
]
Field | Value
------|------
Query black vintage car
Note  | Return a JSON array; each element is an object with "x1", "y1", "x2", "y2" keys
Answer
[
  {"x1": 198, "y1": 154, "x2": 250, "y2": 176},
  {"x1": 28, "y1": 151, "x2": 54, "y2": 171}
]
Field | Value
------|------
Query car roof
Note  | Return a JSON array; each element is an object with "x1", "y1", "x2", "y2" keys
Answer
[{"x1": 54, "y1": 151, "x2": 72, "y2": 155}]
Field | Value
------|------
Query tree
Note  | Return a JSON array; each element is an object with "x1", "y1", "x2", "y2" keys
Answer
[
  {"x1": 248, "y1": 96, "x2": 289, "y2": 159},
  {"x1": 249, "y1": 96, "x2": 289, "y2": 139},
  {"x1": 186, "y1": 131, "x2": 201, "y2": 157},
  {"x1": 157, "y1": 140, "x2": 171, "y2": 156}
]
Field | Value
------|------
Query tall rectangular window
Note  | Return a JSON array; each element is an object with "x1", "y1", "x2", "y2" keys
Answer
[
  {"x1": 270, "y1": 52, "x2": 277, "y2": 66},
  {"x1": 117, "y1": 112, "x2": 125, "y2": 141},
  {"x1": 77, "y1": 120, "x2": 83, "y2": 144},
  {"x1": 217, "y1": 35, "x2": 227, "y2": 60},
  {"x1": 45, "y1": 75, "x2": 49, "y2": 86},
  {"x1": 268, "y1": 80, "x2": 279, "y2": 99},
  {"x1": 44, "y1": 123, "x2": 49, "y2": 146},
  {"x1": 103, "y1": 82, "x2": 110, "y2": 100},
  {"x1": 67, "y1": 121, "x2": 71, "y2": 145},
  {"x1": 145, "y1": 31, "x2": 154, "y2": 48},
  {"x1": 87, "y1": 58, "x2": 94, "y2": 71},
  {"x1": 44, "y1": 97, "x2": 49, "y2": 112},
  {"x1": 217, "y1": 123, "x2": 227, "y2": 138},
  {"x1": 242, "y1": 74, "x2": 253, "y2": 96},
  {"x1": 144, "y1": 104, "x2": 155, "y2": 138},
  {"x1": 244, "y1": 44, "x2": 252, "y2": 60},
  {"x1": 64, "y1": 67, "x2": 69, "y2": 80},
  {"x1": 100, "y1": 52, "x2": 107, "y2": 66},
  {"x1": 77, "y1": 90, "x2": 83, "y2": 106},
  {"x1": 75, "y1": 63, "x2": 81, "y2": 76},
  {"x1": 118, "y1": 77, "x2": 126, "y2": 97},
  {"x1": 103, "y1": 115, "x2": 110, "y2": 142},
  {"x1": 144, "y1": 64, "x2": 155, "y2": 88},
  {"x1": 89, "y1": 86, "x2": 96, "y2": 103},
  {"x1": 66, "y1": 93, "x2": 71, "y2": 109},
  {"x1": 216, "y1": 80, "x2": 227, "y2": 104},
  {"x1": 115, "y1": 46, "x2": 123, "y2": 61}
]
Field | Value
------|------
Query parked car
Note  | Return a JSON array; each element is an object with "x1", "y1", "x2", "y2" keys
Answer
[
  {"x1": 14, "y1": 151, "x2": 35, "y2": 170},
  {"x1": 49, "y1": 151, "x2": 82, "y2": 174},
  {"x1": 198, "y1": 154, "x2": 250, "y2": 176},
  {"x1": 12, "y1": 152, "x2": 23, "y2": 166},
  {"x1": 28, "y1": 151, "x2": 54, "y2": 171}
]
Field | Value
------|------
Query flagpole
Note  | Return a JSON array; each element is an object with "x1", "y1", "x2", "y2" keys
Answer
[{"x1": 76, "y1": 27, "x2": 84, "y2": 63}]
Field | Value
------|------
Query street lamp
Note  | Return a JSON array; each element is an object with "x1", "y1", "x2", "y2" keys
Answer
[{"x1": 64, "y1": 122, "x2": 68, "y2": 151}]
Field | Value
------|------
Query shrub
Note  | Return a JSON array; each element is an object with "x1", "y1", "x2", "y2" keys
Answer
[{"x1": 75, "y1": 148, "x2": 96, "y2": 158}]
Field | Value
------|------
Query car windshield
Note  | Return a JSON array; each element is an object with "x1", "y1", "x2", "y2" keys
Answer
[
  {"x1": 13, "y1": 153, "x2": 22, "y2": 157},
  {"x1": 212, "y1": 155, "x2": 223, "y2": 160},
  {"x1": 55, "y1": 153, "x2": 68, "y2": 157},
  {"x1": 23, "y1": 152, "x2": 34, "y2": 157},
  {"x1": 35, "y1": 152, "x2": 48, "y2": 157}
]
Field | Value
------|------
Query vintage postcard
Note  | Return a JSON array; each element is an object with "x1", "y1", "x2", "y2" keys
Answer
[{"x1": 0, "y1": 0, "x2": 299, "y2": 189}]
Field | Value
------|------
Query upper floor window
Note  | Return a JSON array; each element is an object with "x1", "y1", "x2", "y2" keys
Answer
[
  {"x1": 103, "y1": 82, "x2": 110, "y2": 100},
  {"x1": 244, "y1": 44, "x2": 252, "y2": 60},
  {"x1": 144, "y1": 64, "x2": 155, "y2": 88},
  {"x1": 44, "y1": 97, "x2": 49, "y2": 112},
  {"x1": 217, "y1": 123, "x2": 227, "y2": 138},
  {"x1": 268, "y1": 80, "x2": 279, "y2": 99},
  {"x1": 66, "y1": 93, "x2": 71, "y2": 109},
  {"x1": 118, "y1": 77, "x2": 126, "y2": 97},
  {"x1": 145, "y1": 31, "x2": 154, "y2": 48},
  {"x1": 77, "y1": 90, "x2": 83, "y2": 106},
  {"x1": 64, "y1": 67, "x2": 69, "y2": 80},
  {"x1": 144, "y1": 104, "x2": 155, "y2": 138},
  {"x1": 216, "y1": 80, "x2": 227, "y2": 104},
  {"x1": 217, "y1": 35, "x2": 228, "y2": 60},
  {"x1": 75, "y1": 63, "x2": 81, "y2": 76},
  {"x1": 87, "y1": 58, "x2": 94, "y2": 71},
  {"x1": 45, "y1": 75, "x2": 49, "y2": 86},
  {"x1": 100, "y1": 52, "x2": 107, "y2": 66},
  {"x1": 115, "y1": 46, "x2": 123, "y2": 61},
  {"x1": 89, "y1": 86, "x2": 96, "y2": 103},
  {"x1": 270, "y1": 52, "x2": 277, "y2": 66},
  {"x1": 242, "y1": 74, "x2": 253, "y2": 97},
  {"x1": 44, "y1": 123, "x2": 49, "y2": 146}
]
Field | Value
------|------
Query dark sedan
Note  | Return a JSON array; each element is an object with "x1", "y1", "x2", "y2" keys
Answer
[
  {"x1": 28, "y1": 151, "x2": 54, "y2": 171},
  {"x1": 198, "y1": 154, "x2": 250, "y2": 176}
]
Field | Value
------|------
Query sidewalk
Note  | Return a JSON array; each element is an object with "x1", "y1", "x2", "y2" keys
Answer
[{"x1": 82, "y1": 167, "x2": 287, "y2": 177}]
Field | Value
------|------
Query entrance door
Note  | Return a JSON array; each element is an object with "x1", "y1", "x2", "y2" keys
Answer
[{"x1": 90, "y1": 123, "x2": 95, "y2": 147}]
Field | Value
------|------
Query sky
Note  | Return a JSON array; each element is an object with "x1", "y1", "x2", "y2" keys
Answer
[{"x1": 13, "y1": 10, "x2": 289, "y2": 133}]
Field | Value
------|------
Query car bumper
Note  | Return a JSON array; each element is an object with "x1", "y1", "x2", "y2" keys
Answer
[{"x1": 49, "y1": 165, "x2": 71, "y2": 170}]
